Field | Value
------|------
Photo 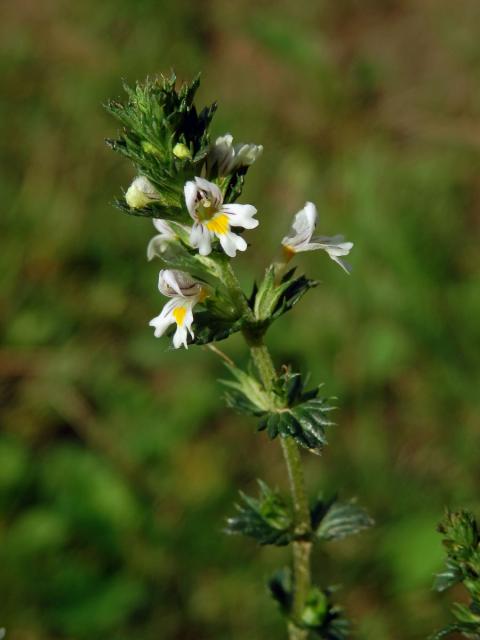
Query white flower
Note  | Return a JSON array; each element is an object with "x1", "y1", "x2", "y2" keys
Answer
[
  {"x1": 282, "y1": 202, "x2": 353, "y2": 273},
  {"x1": 147, "y1": 219, "x2": 177, "y2": 260},
  {"x1": 149, "y1": 269, "x2": 206, "y2": 349},
  {"x1": 184, "y1": 177, "x2": 258, "y2": 258},
  {"x1": 208, "y1": 134, "x2": 263, "y2": 176},
  {"x1": 125, "y1": 176, "x2": 160, "y2": 209}
]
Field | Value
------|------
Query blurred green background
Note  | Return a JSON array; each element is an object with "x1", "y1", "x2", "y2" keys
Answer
[{"x1": 1, "y1": 1, "x2": 479, "y2": 638}]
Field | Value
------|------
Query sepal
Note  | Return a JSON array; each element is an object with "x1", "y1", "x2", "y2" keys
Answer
[
  {"x1": 311, "y1": 496, "x2": 374, "y2": 541},
  {"x1": 225, "y1": 481, "x2": 293, "y2": 546}
]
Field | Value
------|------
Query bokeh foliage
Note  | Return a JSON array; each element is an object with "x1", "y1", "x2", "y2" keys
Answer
[{"x1": 1, "y1": 1, "x2": 480, "y2": 639}]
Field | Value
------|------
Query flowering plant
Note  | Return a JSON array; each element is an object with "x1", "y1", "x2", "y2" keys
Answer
[{"x1": 106, "y1": 74, "x2": 372, "y2": 640}]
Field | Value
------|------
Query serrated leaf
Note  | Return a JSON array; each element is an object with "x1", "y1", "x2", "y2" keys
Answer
[
  {"x1": 221, "y1": 363, "x2": 272, "y2": 416},
  {"x1": 190, "y1": 311, "x2": 244, "y2": 345},
  {"x1": 268, "y1": 568, "x2": 293, "y2": 614},
  {"x1": 434, "y1": 560, "x2": 463, "y2": 592},
  {"x1": 271, "y1": 273, "x2": 318, "y2": 321},
  {"x1": 226, "y1": 481, "x2": 293, "y2": 546},
  {"x1": 313, "y1": 498, "x2": 374, "y2": 541},
  {"x1": 252, "y1": 266, "x2": 318, "y2": 323}
]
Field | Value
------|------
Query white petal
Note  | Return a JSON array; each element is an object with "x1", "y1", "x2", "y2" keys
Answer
[
  {"x1": 222, "y1": 204, "x2": 259, "y2": 229},
  {"x1": 313, "y1": 235, "x2": 354, "y2": 255},
  {"x1": 283, "y1": 201, "x2": 317, "y2": 249},
  {"x1": 311, "y1": 236, "x2": 354, "y2": 257},
  {"x1": 173, "y1": 324, "x2": 189, "y2": 349},
  {"x1": 184, "y1": 181, "x2": 198, "y2": 219},
  {"x1": 158, "y1": 269, "x2": 202, "y2": 297},
  {"x1": 161, "y1": 270, "x2": 185, "y2": 296},
  {"x1": 330, "y1": 256, "x2": 352, "y2": 274},
  {"x1": 147, "y1": 234, "x2": 169, "y2": 260},
  {"x1": 234, "y1": 143, "x2": 263, "y2": 167},
  {"x1": 215, "y1": 133, "x2": 233, "y2": 147},
  {"x1": 190, "y1": 223, "x2": 212, "y2": 256},
  {"x1": 149, "y1": 300, "x2": 176, "y2": 337},
  {"x1": 218, "y1": 231, "x2": 247, "y2": 257},
  {"x1": 172, "y1": 299, "x2": 196, "y2": 349},
  {"x1": 153, "y1": 218, "x2": 174, "y2": 234}
]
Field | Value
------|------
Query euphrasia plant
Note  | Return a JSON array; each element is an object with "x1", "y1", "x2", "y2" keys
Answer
[
  {"x1": 431, "y1": 510, "x2": 480, "y2": 639},
  {"x1": 106, "y1": 74, "x2": 372, "y2": 640}
]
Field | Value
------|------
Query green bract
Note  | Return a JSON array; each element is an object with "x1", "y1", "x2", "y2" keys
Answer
[
  {"x1": 226, "y1": 480, "x2": 293, "y2": 546},
  {"x1": 223, "y1": 366, "x2": 336, "y2": 454},
  {"x1": 311, "y1": 496, "x2": 374, "y2": 541}
]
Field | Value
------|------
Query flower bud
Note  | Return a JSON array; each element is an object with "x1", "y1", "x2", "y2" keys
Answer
[
  {"x1": 142, "y1": 141, "x2": 161, "y2": 155},
  {"x1": 125, "y1": 176, "x2": 160, "y2": 209},
  {"x1": 173, "y1": 143, "x2": 192, "y2": 160}
]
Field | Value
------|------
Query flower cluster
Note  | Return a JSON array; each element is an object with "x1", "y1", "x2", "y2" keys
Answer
[
  {"x1": 140, "y1": 179, "x2": 353, "y2": 347},
  {"x1": 109, "y1": 77, "x2": 353, "y2": 349}
]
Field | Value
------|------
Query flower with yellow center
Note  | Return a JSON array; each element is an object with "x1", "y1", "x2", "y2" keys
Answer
[
  {"x1": 149, "y1": 269, "x2": 207, "y2": 349},
  {"x1": 184, "y1": 177, "x2": 258, "y2": 258},
  {"x1": 282, "y1": 202, "x2": 353, "y2": 273}
]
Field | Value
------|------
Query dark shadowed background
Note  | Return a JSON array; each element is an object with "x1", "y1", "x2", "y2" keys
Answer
[{"x1": 1, "y1": 1, "x2": 479, "y2": 639}]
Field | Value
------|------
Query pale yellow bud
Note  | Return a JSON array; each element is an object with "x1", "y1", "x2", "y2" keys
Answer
[
  {"x1": 172, "y1": 143, "x2": 192, "y2": 160},
  {"x1": 125, "y1": 176, "x2": 159, "y2": 209},
  {"x1": 142, "y1": 141, "x2": 161, "y2": 155}
]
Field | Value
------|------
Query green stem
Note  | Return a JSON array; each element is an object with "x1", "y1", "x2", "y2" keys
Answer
[
  {"x1": 247, "y1": 343, "x2": 312, "y2": 640},
  {"x1": 220, "y1": 262, "x2": 312, "y2": 639}
]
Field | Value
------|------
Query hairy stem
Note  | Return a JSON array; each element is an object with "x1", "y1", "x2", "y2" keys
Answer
[
  {"x1": 247, "y1": 342, "x2": 312, "y2": 640},
  {"x1": 219, "y1": 261, "x2": 312, "y2": 639}
]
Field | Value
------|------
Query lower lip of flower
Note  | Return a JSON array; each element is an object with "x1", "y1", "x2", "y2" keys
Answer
[
  {"x1": 173, "y1": 306, "x2": 187, "y2": 326},
  {"x1": 205, "y1": 214, "x2": 229, "y2": 235}
]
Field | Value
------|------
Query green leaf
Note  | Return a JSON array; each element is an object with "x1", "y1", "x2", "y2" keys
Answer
[
  {"x1": 268, "y1": 568, "x2": 293, "y2": 614},
  {"x1": 222, "y1": 364, "x2": 336, "y2": 454},
  {"x1": 271, "y1": 270, "x2": 318, "y2": 321},
  {"x1": 221, "y1": 363, "x2": 273, "y2": 416},
  {"x1": 252, "y1": 265, "x2": 318, "y2": 323},
  {"x1": 433, "y1": 559, "x2": 463, "y2": 592},
  {"x1": 312, "y1": 496, "x2": 374, "y2": 541},
  {"x1": 113, "y1": 197, "x2": 184, "y2": 221},
  {"x1": 225, "y1": 480, "x2": 293, "y2": 546},
  {"x1": 190, "y1": 310, "x2": 244, "y2": 346}
]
